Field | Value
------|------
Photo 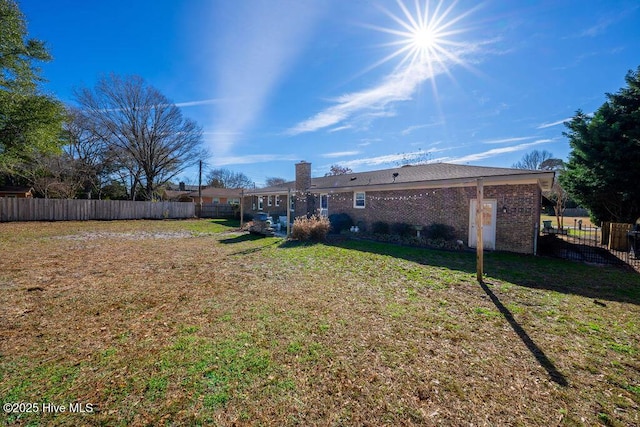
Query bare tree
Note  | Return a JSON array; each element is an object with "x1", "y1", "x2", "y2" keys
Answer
[
  {"x1": 325, "y1": 164, "x2": 353, "y2": 176},
  {"x1": 63, "y1": 107, "x2": 112, "y2": 198},
  {"x1": 541, "y1": 158, "x2": 568, "y2": 229},
  {"x1": 73, "y1": 74, "x2": 205, "y2": 200},
  {"x1": 206, "y1": 168, "x2": 254, "y2": 188},
  {"x1": 264, "y1": 177, "x2": 287, "y2": 187},
  {"x1": 19, "y1": 152, "x2": 80, "y2": 198},
  {"x1": 512, "y1": 150, "x2": 554, "y2": 170}
]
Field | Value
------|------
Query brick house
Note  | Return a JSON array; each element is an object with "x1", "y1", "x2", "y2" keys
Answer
[
  {"x1": 162, "y1": 187, "x2": 241, "y2": 205},
  {"x1": 243, "y1": 161, "x2": 554, "y2": 254}
]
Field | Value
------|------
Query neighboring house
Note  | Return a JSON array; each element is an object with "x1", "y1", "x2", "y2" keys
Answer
[
  {"x1": 0, "y1": 186, "x2": 33, "y2": 198},
  {"x1": 243, "y1": 161, "x2": 555, "y2": 254},
  {"x1": 162, "y1": 187, "x2": 242, "y2": 205},
  {"x1": 161, "y1": 189, "x2": 193, "y2": 202}
]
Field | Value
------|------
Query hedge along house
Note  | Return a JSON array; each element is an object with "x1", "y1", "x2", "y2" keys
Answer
[{"x1": 243, "y1": 161, "x2": 555, "y2": 254}]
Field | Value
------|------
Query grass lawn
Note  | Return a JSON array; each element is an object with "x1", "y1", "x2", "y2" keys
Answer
[
  {"x1": 541, "y1": 215, "x2": 596, "y2": 230},
  {"x1": 1, "y1": 219, "x2": 639, "y2": 426}
]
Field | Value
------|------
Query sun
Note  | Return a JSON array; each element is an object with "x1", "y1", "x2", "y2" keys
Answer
[
  {"x1": 364, "y1": 0, "x2": 477, "y2": 74},
  {"x1": 412, "y1": 27, "x2": 437, "y2": 51}
]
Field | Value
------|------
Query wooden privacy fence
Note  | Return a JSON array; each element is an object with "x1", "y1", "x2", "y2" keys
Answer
[
  {"x1": 601, "y1": 222, "x2": 634, "y2": 251},
  {"x1": 0, "y1": 198, "x2": 195, "y2": 222}
]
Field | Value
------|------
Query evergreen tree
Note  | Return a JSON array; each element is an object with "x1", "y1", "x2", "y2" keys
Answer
[
  {"x1": 561, "y1": 66, "x2": 640, "y2": 223},
  {"x1": 0, "y1": 0, "x2": 64, "y2": 176}
]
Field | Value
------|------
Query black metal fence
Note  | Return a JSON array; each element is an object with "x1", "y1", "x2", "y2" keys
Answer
[{"x1": 538, "y1": 219, "x2": 640, "y2": 271}]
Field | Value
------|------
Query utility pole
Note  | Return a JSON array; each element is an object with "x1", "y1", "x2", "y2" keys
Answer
[{"x1": 198, "y1": 160, "x2": 203, "y2": 212}]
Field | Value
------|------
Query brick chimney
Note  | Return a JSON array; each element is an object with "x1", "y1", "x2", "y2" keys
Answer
[
  {"x1": 295, "y1": 161, "x2": 311, "y2": 192},
  {"x1": 294, "y1": 161, "x2": 313, "y2": 216}
]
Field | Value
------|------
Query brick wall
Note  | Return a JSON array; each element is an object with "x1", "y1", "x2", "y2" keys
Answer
[
  {"x1": 320, "y1": 184, "x2": 540, "y2": 254},
  {"x1": 242, "y1": 194, "x2": 290, "y2": 219}
]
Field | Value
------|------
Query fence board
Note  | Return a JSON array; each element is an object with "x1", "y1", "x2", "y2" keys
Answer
[
  {"x1": 0, "y1": 198, "x2": 195, "y2": 222},
  {"x1": 609, "y1": 223, "x2": 632, "y2": 251}
]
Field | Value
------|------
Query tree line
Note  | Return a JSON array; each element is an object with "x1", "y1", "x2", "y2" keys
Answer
[
  {"x1": 512, "y1": 66, "x2": 640, "y2": 225},
  {"x1": 1, "y1": 0, "x2": 638, "y2": 222},
  {"x1": 0, "y1": 0, "x2": 204, "y2": 201}
]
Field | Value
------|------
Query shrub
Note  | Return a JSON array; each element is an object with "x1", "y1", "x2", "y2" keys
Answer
[
  {"x1": 423, "y1": 223, "x2": 455, "y2": 240},
  {"x1": 291, "y1": 215, "x2": 331, "y2": 242},
  {"x1": 328, "y1": 213, "x2": 354, "y2": 234},
  {"x1": 371, "y1": 221, "x2": 390, "y2": 234},
  {"x1": 391, "y1": 222, "x2": 414, "y2": 237}
]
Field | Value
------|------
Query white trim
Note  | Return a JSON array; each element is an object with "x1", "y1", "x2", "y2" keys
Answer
[
  {"x1": 468, "y1": 199, "x2": 497, "y2": 250},
  {"x1": 320, "y1": 193, "x2": 329, "y2": 216},
  {"x1": 354, "y1": 191, "x2": 366, "y2": 209}
]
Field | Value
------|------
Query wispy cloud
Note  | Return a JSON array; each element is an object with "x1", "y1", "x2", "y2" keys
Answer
[
  {"x1": 577, "y1": 18, "x2": 615, "y2": 38},
  {"x1": 321, "y1": 151, "x2": 360, "y2": 158},
  {"x1": 328, "y1": 125, "x2": 353, "y2": 133},
  {"x1": 336, "y1": 149, "x2": 433, "y2": 169},
  {"x1": 175, "y1": 98, "x2": 223, "y2": 108},
  {"x1": 208, "y1": 2, "x2": 326, "y2": 154},
  {"x1": 443, "y1": 140, "x2": 551, "y2": 163},
  {"x1": 212, "y1": 153, "x2": 299, "y2": 167},
  {"x1": 337, "y1": 140, "x2": 552, "y2": 170},
  {"x1": 482, "y1": 136, "x2": 533, "y2": 144},
  {"x1": 537, "y1": 118, "x2": 571, "y2": 129},
  {"x1": 286, "y1": 1, "x2": 491, "y2": 136},
  {"x1": 572, "y1": 5, "x2": 637, "y2": 38},
  {"x1": 401, "y1": 122, "x2": 442, "y2": 135},
  {"x1": 288, "y1": 60, "x2": 452, "y2": 135}
]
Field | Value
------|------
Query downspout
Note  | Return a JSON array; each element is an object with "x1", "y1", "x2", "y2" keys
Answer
[{"x1": 533, "y1": 222, "x2": 539, "y2": 256}]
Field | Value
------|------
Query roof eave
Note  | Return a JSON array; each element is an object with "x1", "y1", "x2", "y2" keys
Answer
[{"x1": 311, "y1": 172, "x2": 555, "y2": 193}]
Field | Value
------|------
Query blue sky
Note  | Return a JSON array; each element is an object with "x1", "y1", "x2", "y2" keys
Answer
[{"x1": 20, "y1": 0, "x2": 640, "y2": 186}]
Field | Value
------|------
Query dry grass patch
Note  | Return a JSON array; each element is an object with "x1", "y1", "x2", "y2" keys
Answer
[{"x1": 1, "y1": 219, "x2": 639, "y2": 426}]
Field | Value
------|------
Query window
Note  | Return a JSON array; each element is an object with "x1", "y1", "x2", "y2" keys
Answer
[
  {"x1": 354, "y1": 192, "x2": 366, "y2": 208},
  {"x1": 258, "y1": 197, "x2": 263, "y2": 210},
  {"x1": 267, "y1": 195, "x2": 272, "y2": 206},
  {"x1": 290, "y1": 196, "x2": 295, "y2": 211},
  {"x1": 228, "y1": 198, "x2": 240, "y2": 205},
  {"x1": 213, "y1": 197, "x2": 220, "y2": 204},
  {"x1": 275, "y1": 195, "x2": 280, "y2": 207}
]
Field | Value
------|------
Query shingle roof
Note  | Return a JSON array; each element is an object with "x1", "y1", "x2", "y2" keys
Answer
[
  {"x1": 188, "y1": 187, "x2": 243, "y2": 198},
  {"x1": 246, "y1": 163, "x2": 554, "y2": 195}
]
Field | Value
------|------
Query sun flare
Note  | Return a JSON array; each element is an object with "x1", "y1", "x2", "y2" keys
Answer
[{"x1": 366, "y1": 0, "x2": 477, "y2": 74}]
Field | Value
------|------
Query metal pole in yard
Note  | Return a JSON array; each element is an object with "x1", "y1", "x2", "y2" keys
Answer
[
  {"x1": 240, "y1": 189, "x2": 244, "y2": 229},
  {"x1": 287, "y1": 187, "x2": 291, "y2": 238},
  {"x1": 476, "y1": 178, "x2": 484, "y2": 283}
]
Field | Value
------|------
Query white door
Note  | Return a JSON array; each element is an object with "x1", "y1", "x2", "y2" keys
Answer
[
  {"x1": 468, "y1": 199, "x2": 497, "y2": 250},
  {"x1": 320, "y1": 194, "x2": 329, "y2": 217}
]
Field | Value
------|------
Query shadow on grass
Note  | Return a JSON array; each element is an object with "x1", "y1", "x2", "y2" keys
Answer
[
  {"x1": 219, "y1": 233, "x2": 264, "y2": 245},
  {"x1": 221, "y1": 233, "x2": 281, "y2": 255},
  {"x1": 276, "y1": 237, "x2": 574, "y2": 386},
  {"x1": 326, "y1": 239, "x2": 640, "y2": 305},
  {"x1": 207, "y1": 218, "x2": 240, "y2": 228},
  {"x1": 480, "y1": 280, "x2": 569, "y2": 386}
]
